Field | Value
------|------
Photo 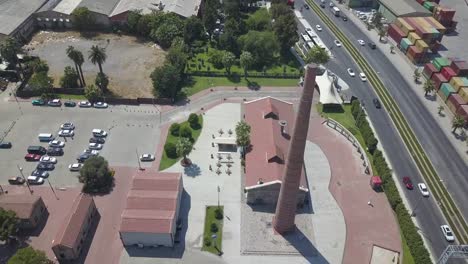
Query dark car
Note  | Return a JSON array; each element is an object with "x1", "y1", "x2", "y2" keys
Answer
[
  {"x1": 31, "y1": 169, "x2": 49, "y2": 178},
  {"x1": 373, "y1": 98, "x2": 381, "y2": 109},
  {"x1": 304, "y1": 4, "x2": 309, "y2": 9},
  {"x1": 368, "y1": 42, "x2": 376, "y2": 49},
  {"x1": 37, "y1": 162, "x2": 55, "y2": 170},
  {"x1": 77, "y1": 153, "x2": 91, "y2": 163},
  {"x1": 89, "y1": 137, "x2": 105, "y2": 144},
  {"x1": 8, "y1": 177, "x2": 25, "y2": 185},
  {"x1": 0, "y1": 141, "x2": 12, "y2": 149},
  {"x1": 64, "y1": 101, "x2": 76, "y2": 107},
  {"x1": 403, "y1": 177, "x2": 413, "y2": 190},
  {"x1": 342, "y1": 15, "x2": 348, "y2": 21},
  {"x1": 47, "y1": 147, "x2": 63, "y2": 156}
]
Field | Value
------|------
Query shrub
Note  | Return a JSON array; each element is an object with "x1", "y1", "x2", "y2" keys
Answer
[
  {"x1": 170, "y1": 123, "x2": 180, "y2": 136},
  {"x1": 366, "y1": 135, "x2": 378, "y2": 154},
  {"x1": 210, "y1": 223, "x2": 218, "y2": 233},
  {"x1": 215, "y1": 208, "x2": 223, "y2": 220},
  {"x1": 204, "y1": 236, "x2": 212, "y2": 246},
  {"x1": 164, "y1": 142, "x2": 177, "y2": 158},
  {"x1": 180, "y1": 124, "x2": 192, "y2": 139},
  {"x1": 188, "y1": 113, "x2": 200, "y2": 129}
]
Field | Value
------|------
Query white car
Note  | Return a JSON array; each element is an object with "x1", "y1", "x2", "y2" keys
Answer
[
  {"x1": 27, "y1": 176, "x2": 44, "y2": 185},
  {"x1": 359, "y1": 72, "x2": 367, "y2": 81},
  {"x1": 316, "y1": 25, "x2": 322, "y2": 31},
  {"x1": 58, "y1": 129, "x2": 74, "y2": 137},
  {"x1": 92, "y1": 129, "x2": 107, "y2": 137},
  {"x1": 418, "y1": 183, "x2": 430, "y2": 197},
  {"x1": 334, "y1": 40, "x2": 342, "y2": 47},
  {"x1": 39, "y1": 156, "x2": 57, "y2": 164},
  {"x1": 49, "y1": 140, "x2": 65, "y2": 148},
  {"x1": 347, "y1": 68, "x2": 356, "y2": 77},
  {"x1": 79, "y1": 101, "x2": 92, "y2": 108},
  {"x1": 140, "y1": 154, "x2": 155, "y2": 161},
  {"x1": 83, "y1": 149, "x2": 99, "y2": 156},
  {"x1": 47, "y1": 99, "x2": 61, "y2": 106},
  {"x1": 358, "y1": 39, "x2": 365, "y2": 46},
  {"x1": 69, "y1": 163, "x2": 83, "y2": 171},
  {"x1": 89, "y1": 143, "x2": 103, "y2": 150},
  {"x1": 440, "y1": 225, "x2": 455, "y2": 242},
  {"x1": 93, "y1": 102, "x2": 108, "y2": 108},
  {"x1": 60, "y1": 122, "x2": 75, "y2": 130}
]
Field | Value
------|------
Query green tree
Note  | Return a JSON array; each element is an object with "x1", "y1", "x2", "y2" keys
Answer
[
  {"x1": 29, "y1": 72, "x2": 53, "y2": 93},
  {"x1": 222, "y1": 51, "x2": 236, "y2": 75},
  {"x1": 179, "y1": 124, "x2": 193, "y2": 139},
  {"x1": 207, "y1": 48, "x2": 225, "y2": 69},
  {"x1": 413, "y1": 68, "x2": 421, "y2": 82},
  {"x1": 378, "y1": 27, "x2": 386, "y2": 41},
  {"x1": 166, "y1": 42, "x2": 188, "y2": 73},
  {"x1": 437, "y1": 105, "x2": 444, "y2": 115},
  {"x1": 127, "y1": 10, "x2": 142, "y2": 34},
  {"x1": 246, "y1": 9, "x2": 271, "y2": 31},
  {"x1": 390, "y1": 45, "x2": 395, "y2": 54},
  {"x1": 153, "y1": 23, "x2": 183, "y2": 49},
  {"x1": 164, "y1": 142, "x2": 177, "y2": 158},
  {"x1": 224, "y1": 17, "x2": 242, "y2": 36},
  {"x1": 239, "y1": 51, "x2": 254, "y2": 77},
  {"x1": 27, "y1": 59, "x2": 49, "y2": 74},
  {"x1": 95, "y1": 72, "x2": 109, "y2": 91},
  {"x1": 305, "y1": 45, "x2": 330, "y2": 65},
  {"x1": 184, "y1": 16, "x2": 204, "y2": 44},
  {"x1": 188, "y1": 113, "x2": 200, "y2": 129},
  {"x1": 176, "y1": 137, "x2": 193, "y2": 164},
  {"x1": 452, "y1": 114, "x2": 466, "y2": 133},
  {"x1": 170, "y1": 123, "x2": 180, "y2": 136},
  {"x1": 372, "y1": 12, "x2": 383, "y2": 30},
  {"x1": 88, "y1": 45, "x2": 107, "y2": 74},
  {"x1": 71, "y1": 7, "x2": 95, "y2": 30},
  {"x1": 84, "y1": 84, "x2": 102, "y2": 103},
  {"x1": 151, "y1": 64, "x2": 181, "y2": 100},
  {"x1": 136, "y1": 13, "x2": 157, "y2": 37},
  {"x1": 219, "y1": 32, "x2": 240, "y2": 55},
  {"x1": 79, "y1": 156, "x2": 114, "y2": 193},
  {"x1": 235, "y1": 120, "x2": 251, "y2": 156},
  {"x1": 7, "y1": 246, "x2": 52, "y2": 264},
  {"x1": 0, "y1": 37, "x2": 22, "y2": 73},
  {"x1": 270, "y1": 3, "x2": 291, "y2": 19},
  {"x1": 238, "y1": 31, "x2": 279, "y2": 66},
  {"x1": 273, "y1": 12, "x2": 298, "y2": 54},
  {"x1": 59, "y1": 66, "x2": 79, "y2": 88},
  {"x1": 66, "y1": 46, "x2": 83, "y2": 87},
  {"x1": 0, "y1": 208, "x2": 18, "y2": 242},
  {"x1": 224, "y1": 0, "x2": 240, "y2": 17},
  {"x1": 423, "y1": 79, "x2": 435, "y2": 96}
]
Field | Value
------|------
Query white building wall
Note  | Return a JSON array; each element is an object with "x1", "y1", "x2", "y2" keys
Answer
[{"x1": 120, "y1": 232, "x2": 173, "y2": 247}]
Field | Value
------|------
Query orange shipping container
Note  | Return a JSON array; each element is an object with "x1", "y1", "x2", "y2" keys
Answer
[
  {"x1": 408, "y1": 32, "x2": 421, "y2": 44},
  {"x1": 459, "y1": 87, "x2": 468, "y2": 103},
  {"x1": 414, "y1": 17, "x2": 431, "y2": 29},
  {"x1": 447, "y1": 98, "x2": 459, "y2": 114},
  {"x1": 450, "y1": 77, "x2": 468, "y2": 92},
  {"x1": 415, "y1": 39, "x2": 429, "y2": 51},
  {"x1": 399, "y1": 18, "x2": 415, "y2": 35}
]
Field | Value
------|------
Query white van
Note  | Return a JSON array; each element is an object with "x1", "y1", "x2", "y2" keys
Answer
[
  {"x1": 92, "y1": 129, "x2": 108, "y2": 137},
  {"x1": 38, "y1": 133, "x2": 54, "y2": 142}
]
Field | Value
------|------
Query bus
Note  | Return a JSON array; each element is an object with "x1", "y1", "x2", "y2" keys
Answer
[{"x1": 301, "y1": 33, "x2": 311, "y2": 43}]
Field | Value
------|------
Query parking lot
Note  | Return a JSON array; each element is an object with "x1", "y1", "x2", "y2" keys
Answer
[{"x1": 0, "y1": 101, "x2": 162, "y2": 188}]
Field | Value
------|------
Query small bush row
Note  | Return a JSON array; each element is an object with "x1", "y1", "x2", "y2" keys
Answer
[
  {"x1": 351, "y1": 100, "x2": 378, "y2": 154},
  {"x1": 164, "y1": 113, "x2": 201, "y2": 158}
]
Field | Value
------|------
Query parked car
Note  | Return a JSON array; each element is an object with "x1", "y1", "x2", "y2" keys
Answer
[
  {"x1": 79, "y1": 101, "x2": 92, "y2": 108},
  {"x1": 440, "y1": 225, "x2": 455, "y2": 242},
  {"x1": 359, "y1": 72, "x2": 367, "y2": 81},
  {"x1": 25, "y1": 153, "x2": 41, "y2": 161},
  {"x1": 93, "y1": 102, "x2": 108, "y2": 108},
  {"x1": 27, "y1": 176, "x2": 44, "y2": 185},
  {"x1": 40, "y1": 156, "x2": 57, "y2": 164},
  {"x1": 341, "y1": 15, "x2": 348, "y2": 21},
  {"x1": 89, "y1": 137, "x2": 105, "y2": 144},
  {"x1": 316, "y1": 25, "x2": 322, "y2": 31},
  {"x1": 357, "y1": 39, "x2": 365, "y2": 46},
  {"x1": 140, "y1": 154, "x2": 155, "y2": 161},
  {"x1": 28, "y1": 146, "x2": 47, "y2": 155},
  {"x1": 31, "y1": 170, "x2": 49, "y2": 178},
  {"x1": 37, "y1": 162, "x2": 55, "y2": 170},
  {"x1": 77, "y1": 153, "x2": 91, "y2": 163},
  {"x1": 83, "y1": 149, "x2": 99, "y2": 156},
  {"x1": 373, "y1": 98, "x2": 381, "y2": 109},
  {"x1": 303, "y1": 4, "x2": 309, "y2": 9},
  {"x1": 47, "y1": 147, "x2": 63, "y2": 156},
  {"x1": 0, "y1": 141, "x2": 12, "y2": 149},
  {"x1": 347, "y1": 68, "x2": 355, "y2": 77},
  {"x1": 88, "y1": 143, "x2": 103, "y2": 150},
  {"x1": 58, "y1": 129, "x2": 74, "y2": 137},
  {"x1": 64, "y1": 101, "x2": 76, "y2": 107},
  {"x1": 368, "y1": 42, "x2": 376, "y2": 49},
  {"x1": 8, "y1": 177, "x2": 25, "y2": 185},
  {"x1": 69, "y1": 163, "x2": 83, "y2": 171},
  {"x1": 47, "y1": 99, "x2": 61, "y2": 107},
  {"x1": 49, "y1": 140, "x2": 65, "y2": 148},
  {"x1": 60, "y1": 122, "x2": 75, "y2": 130},
  {"x1": 418, "y1": 183, "x2": 430, "y2": 197},
  {"x1": 32, "y1": 99, "x2": 45, "y2": 106},
  {"x1": 92, "y1": 129, "x2": 107, "y2": 137},
  {"x1": 334, "y1": 40, "x2": 342, "y2": 47},
  {"x1": 402, "y1": 177, "x2": 413, "y2": 189}
]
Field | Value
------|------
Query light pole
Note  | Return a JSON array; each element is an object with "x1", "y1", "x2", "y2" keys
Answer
[
  {"x1": 47, "y1": 179, "x2": 59, "y2": 200},
  {"x1": 17, "y1": 165, "x2": 32, "y2": 194}
]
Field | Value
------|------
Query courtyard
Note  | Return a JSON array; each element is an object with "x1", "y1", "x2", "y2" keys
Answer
[{"x1": 24, "y1": 31, "x2": 166, "y2": 98}]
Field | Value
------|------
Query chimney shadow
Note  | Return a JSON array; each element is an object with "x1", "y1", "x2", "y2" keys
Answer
[{"x1": 282, "y1": 227, "x2": 330, "y2": 264}]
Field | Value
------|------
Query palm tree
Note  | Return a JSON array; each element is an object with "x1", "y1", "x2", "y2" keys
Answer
[
  {"x1": 66, "y1": 46, "x2": 83, "y2": 87},
  {"x1": 437, "y1": 105, "x2": 444, "y2": 115},
  {"x1": 378, "y1": 27, "x2": 386, "y2": 42},
  {"x1": 75, "y1": 50, "x2": 86, "y2": 87},
  {"x1": 88, "y1": 45, "x2": 107, "y2": 75},
  {"x1": 452, "y1": 114, "x2": 466, "y2": 133},
  {"x1": 423, "y1": 79, "x2": 435, "y2": 96},
  {"x1": 413, "y1": 69, "x2": 421, "y2": 83}
]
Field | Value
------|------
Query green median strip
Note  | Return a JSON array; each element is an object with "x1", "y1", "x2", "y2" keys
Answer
[{"x1": 306, "y1": 0, "x2": 468, "y2": 243}]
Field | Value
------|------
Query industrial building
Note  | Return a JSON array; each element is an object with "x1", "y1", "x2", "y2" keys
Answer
[
  {"x1": 344, "y1": 0, "x2": 431, "y2": 22},
  {"x1": 119, "y1": 170, "x2": 183, "y2": 248},
  {"x1": 0, "y1": 195, "x2": 47, "y2": 229}
]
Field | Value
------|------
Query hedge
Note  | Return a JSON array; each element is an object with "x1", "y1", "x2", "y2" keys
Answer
[
  {"x1": 351, "y1": 99, "x2": 432, "y2": 264},
  {"x1": 164, "y1": 142, "x2": 177, "y2": 158}
]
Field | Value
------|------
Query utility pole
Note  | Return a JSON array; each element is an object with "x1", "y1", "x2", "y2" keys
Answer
[
  {"x1": 136, "y1": 148, "x2": 142, "y2": 170},
  {"x1": 17, "y1": 165, "x2": 32, "y2": 194}
]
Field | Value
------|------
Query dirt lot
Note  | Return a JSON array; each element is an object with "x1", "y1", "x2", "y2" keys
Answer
[{"x1": 24, "y1": 31, "x2": 166, "y2": 98}]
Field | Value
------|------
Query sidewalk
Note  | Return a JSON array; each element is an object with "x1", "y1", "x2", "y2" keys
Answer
[{"x1": 334, "y1": 1, "x2": 468, "y2": 165}]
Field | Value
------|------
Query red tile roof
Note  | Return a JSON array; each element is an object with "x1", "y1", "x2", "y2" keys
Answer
[
  {"x1": 0, "y1": 195, "x2": 42, "y2": 219},
  {"x1": 120, "y1": 171, "x2": 182, "y2": 235},
  {"x1": 244, "y1": 97, "x2": 307, "y2": 188},
  {"x1": 53, "y1": 193, "x2": 94, "y2": 249}
]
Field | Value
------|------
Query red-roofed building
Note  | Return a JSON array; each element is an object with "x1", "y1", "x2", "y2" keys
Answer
[
  {"x1": 119, "y1": 170, "x2": 183, "y2": 247},
  {"x1": 52, "y1": 193, "x2": 97, "y2": 261},
  {"x1": 0, "y1": 195, "x2": 47, "y2": 229},
  {"x1": 244, "y1": 97, "x2": 309, "y2": 205}
]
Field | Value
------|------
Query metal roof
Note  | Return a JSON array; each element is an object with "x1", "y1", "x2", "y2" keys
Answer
[
  {"x1": 379, "y1": 0, "x2": 431, "y2": 17},
  {"x1": 77, "y1": 0, "x2": 121, "y2": 16},
  {"x1": 110, "y1": 0, "x2": 201, "y2": 18},
  {"x1": 0, "y1": 0, "x2": 50, "y2": 35}
]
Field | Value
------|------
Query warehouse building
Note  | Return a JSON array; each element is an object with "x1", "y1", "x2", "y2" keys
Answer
[
  {"x1": 377, "y1": 0, "x2": 431, "y2": 22},
  {"x1": 0, "y1": 195, "x2": 47, "y2": 229},
  {"x1": 243, "y1": 97, "x2": 309, "y2": 205},
  {"x1": 119, "y1": 171, "x2": 183, "y2": 248}
]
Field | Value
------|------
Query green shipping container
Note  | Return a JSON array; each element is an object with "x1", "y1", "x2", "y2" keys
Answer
[
  {"x1": 400, "y1": 38, "x2": 412, "y2": 52},
  {"x1": 423, "y1": 1, "x2": 436, "y2": 11},
  {"x1": 433, "y1": 57, "x2": 451, "y2": 71},
  {"x1": 440, "y1": 83, "x2": 456, "y2": 101}
]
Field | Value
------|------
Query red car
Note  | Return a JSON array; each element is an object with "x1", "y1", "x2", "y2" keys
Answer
[
  {"x1": 403, "y1": 177, "x2": 413, "y2": 190},
  {"x1": 25, "y1": 153, "x2": 41, "y2": 161}
]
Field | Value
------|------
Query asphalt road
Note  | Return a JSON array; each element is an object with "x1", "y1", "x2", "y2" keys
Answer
[{"x1": 295, "y1": 2, "x2": 464, "y2": 259}]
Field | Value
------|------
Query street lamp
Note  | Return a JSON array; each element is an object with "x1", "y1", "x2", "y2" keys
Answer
[
  {"x1": 17, "y1": 165, "x2": 32, "y2": 194},
  {"x1": 135, "y1": 148, "x2": 143, "y2": 170}
]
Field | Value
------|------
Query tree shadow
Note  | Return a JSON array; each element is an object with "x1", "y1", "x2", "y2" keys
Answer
[
  {"x1": 424, "y1": 94, "x2": 436, "y2": 101},
  {"x1": 322, "y1": 104, "x2": 344, "y2": 114},
  {"x1": 245, "y1": 78, "x2": 260, "y2": 90},
  {"x1": 183, "y1": 163, "x2": 202, "y2": 177},
  {"x1": 80, "y1": 31, "x2": 99, "y2": 39}
]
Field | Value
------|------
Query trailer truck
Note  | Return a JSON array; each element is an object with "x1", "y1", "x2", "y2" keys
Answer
[{"x1": 332, "y1": 6, "x2": 340, "y2": 16}]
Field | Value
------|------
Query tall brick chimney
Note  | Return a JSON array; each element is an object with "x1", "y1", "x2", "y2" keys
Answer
[{"x1": 273, "y1": 64, "x2": 317, "y2": 234}]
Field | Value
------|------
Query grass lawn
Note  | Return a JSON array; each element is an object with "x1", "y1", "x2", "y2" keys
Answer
[
  {"x1": 158, "y1": 115, "x2": 204, "y2": 170},
  {"x1": 182, "y1": 76, "x2": 298, "y2": 97},
  {"x1": 55, "y1": 94, "x2": 87, "y2": 100},
  {"x1": 201, "y1": 206, "x2": 224, "y2": 255},
  {"x1": 401, "y1": 228, "x2": 416, "y2": 264}
]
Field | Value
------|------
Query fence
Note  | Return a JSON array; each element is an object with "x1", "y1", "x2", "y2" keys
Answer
[
  {"x1": 16, "y1": 87, "x2": 85, "y2": 98},
  {"x1": 186, "y1": 71, "x2": 301, "y2": 79}
]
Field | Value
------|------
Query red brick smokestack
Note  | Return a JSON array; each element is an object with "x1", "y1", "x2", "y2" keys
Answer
[{"x1": 273, "y1": 64, "x2": 317, "y2": 234}]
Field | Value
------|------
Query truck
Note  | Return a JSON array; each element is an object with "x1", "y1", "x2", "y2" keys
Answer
[{"x1": 332, "y1": 6, "x2": 340, "y2": 16}]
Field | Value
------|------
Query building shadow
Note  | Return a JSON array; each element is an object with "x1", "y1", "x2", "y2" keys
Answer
[
  {"x1": 19, "y1": 209, "x2": 50, "y2": 238},
  {"x1": 184, "y1": 163, "x2": 201, "y2": 177},
  {"x1": 66, "y1": 211, "x2": 101, "y2": 264},
  {"x1": 124, "y1": 191, "x2": 191, "y2": 259},
  {"x1": 283, "y1": 227, "x2": 330, "y2": 264}
]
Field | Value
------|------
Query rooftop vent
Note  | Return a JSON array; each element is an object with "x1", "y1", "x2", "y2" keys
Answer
[{"x1": 258, "y1": 178, "x2": 264, "y2": 184}]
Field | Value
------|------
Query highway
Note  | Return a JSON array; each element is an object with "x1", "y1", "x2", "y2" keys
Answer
[{"x1": 294, "y1": 1, "x2": 467, "y2": 260}]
